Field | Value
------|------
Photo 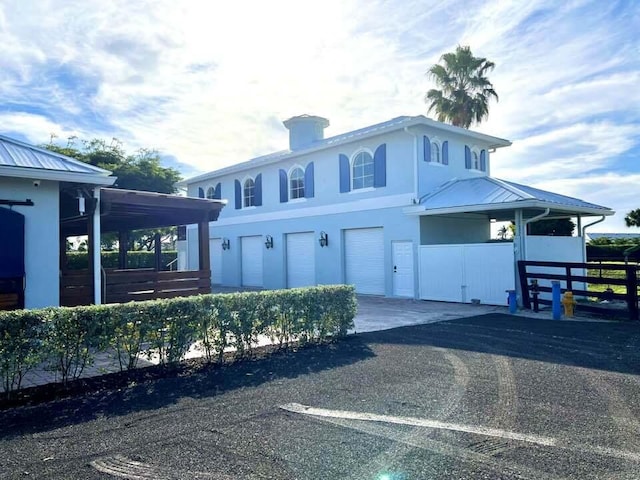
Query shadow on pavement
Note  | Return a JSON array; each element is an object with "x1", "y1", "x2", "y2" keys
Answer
[
  {"x1": 361, "y1": 313, "x2": 640, "y2": 376},
  {"x1": 0, "y1": 338, "x2": 375, "y2": 439}
]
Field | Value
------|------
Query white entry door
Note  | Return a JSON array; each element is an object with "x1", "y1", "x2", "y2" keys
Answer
[
  {"x1": 392, "y1": 241, "x2": 414, "y2": 297},
  {"x1": 209, "y1": 238, "x2": 222, "y2": 284},
  {"x1": 241, "y1": 236, "x2": 263, "y2": 287},
  {"x1": 286, "y1": 232, "x2": 315, "y2": 288},
  {"x1": 344, "y1": 227, "x2": 385, "y2": 295}
]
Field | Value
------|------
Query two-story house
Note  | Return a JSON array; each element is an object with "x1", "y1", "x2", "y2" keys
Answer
[{"x1": 178, "y1": 115, "x2": 612, "y2": 305}]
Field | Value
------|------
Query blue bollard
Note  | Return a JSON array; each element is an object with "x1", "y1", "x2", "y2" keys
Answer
[
  {"x1": 551, "y1": 281, "x2": 562, "y2": 320},
  {"x1": 506, "y1": 290, "x2": 517, "y2": 314}
]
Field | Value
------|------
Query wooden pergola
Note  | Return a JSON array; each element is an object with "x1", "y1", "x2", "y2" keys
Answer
[{"x1": 59, "y1": 188, "x2": 224, "y2": 306}]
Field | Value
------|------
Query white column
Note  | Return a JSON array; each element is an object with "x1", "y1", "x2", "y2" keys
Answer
[
  {"x1": 93, "y1": 187, "x2": 102, "y2": 304},
  {"x1": 513, "y1": 209, "x2": 524, "y2": 306}
]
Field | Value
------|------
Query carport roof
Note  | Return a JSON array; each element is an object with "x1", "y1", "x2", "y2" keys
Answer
[{"x1": 404, "y1": 177, "x2": 614, "y2": 218}]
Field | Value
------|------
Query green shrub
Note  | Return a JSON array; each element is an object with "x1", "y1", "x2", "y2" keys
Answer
[{"x1": 0, "y1": 285, "x2": 357, "y2": 395}]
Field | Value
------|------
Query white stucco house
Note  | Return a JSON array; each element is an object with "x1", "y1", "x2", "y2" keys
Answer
[{"x1": 178, "y1": 115, "x2": 614, "y2": 305}]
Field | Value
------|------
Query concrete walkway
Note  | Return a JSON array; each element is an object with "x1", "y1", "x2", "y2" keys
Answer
[{"x1": 3, "y1": 296, "x2": 572, "y2": 393}]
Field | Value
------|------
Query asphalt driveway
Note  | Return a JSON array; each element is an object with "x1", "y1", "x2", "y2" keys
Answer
[{"x1": 1, "y1": 314, "x2": 639, "y2": 479}]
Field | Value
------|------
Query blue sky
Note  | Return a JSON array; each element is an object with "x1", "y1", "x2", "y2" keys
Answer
[{"x1": 1, "y1": 0, "x2": 638, "y2": 232}]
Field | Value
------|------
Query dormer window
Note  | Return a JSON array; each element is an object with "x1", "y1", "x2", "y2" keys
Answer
[
  {"x1": 290, "y1": 167, "x2": 305, "y2": 199},
  {"x1": 352, "y1": 151, "x2": 374, "y2": 190},
  {"x1": 243, "y1": 178, "x2": 255, "y2": 207}
]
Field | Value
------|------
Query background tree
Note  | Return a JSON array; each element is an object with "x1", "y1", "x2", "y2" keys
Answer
[
  {"x1": 625, "y1": 209, "x2": 640, "y2": 228},
  {"x1": 425, "y1": 45, "x2": 499, "y2": 128},
  {"x1": 45, "y1": 137, "x2": 183, "y2": 252},
  {"x1": 509, "y1": 218, "x2": 575, "y2": 236}
]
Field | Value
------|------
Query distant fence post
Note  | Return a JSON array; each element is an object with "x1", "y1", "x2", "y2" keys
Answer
[{"x1": 625, "y1": 266, "x2": 639, "y2": 321}]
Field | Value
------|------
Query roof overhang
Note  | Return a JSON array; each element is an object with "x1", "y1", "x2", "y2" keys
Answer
[
  {"x1": 61, "y1": 188, "x2": 226, "y2": 236},
  {"x1": 404, "y1": 200, "x2": 614, "y2": 219},
  {"x1": 0, "y1": 165, "x2": 116, "y2": 186}
]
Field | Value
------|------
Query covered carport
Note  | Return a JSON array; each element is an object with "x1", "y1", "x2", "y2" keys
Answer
[{"x1": 403, "y1": 177, "x2": 614, "y2": 306}]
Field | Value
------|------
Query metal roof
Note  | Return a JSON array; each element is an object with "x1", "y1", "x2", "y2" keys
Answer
[
  {"x1": 408, "y1": 177, "x2": 613, "y2": 217},
  {"x1": 179, "y1": 115, "x2": 512, "y2": 186},
  {"x1": 0, "y1": 134, "x2": 111, "y2": 176}
]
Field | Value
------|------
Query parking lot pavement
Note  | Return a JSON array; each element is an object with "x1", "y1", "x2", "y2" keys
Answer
[{"x1": 1, "y1": 314, "x2": 639, "y2": 479}]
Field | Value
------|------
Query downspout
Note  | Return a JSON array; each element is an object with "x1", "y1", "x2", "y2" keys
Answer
[
  {"x1": 92, "y1": 187, "x2": 102, "y2": 305},
  {"x1": 404, "y1": 127, "x2": 419, "y2": 202},
  {"x1": 581, "y1": 215, "x2": 605, "y2": 263},
  {"x1": 522, "y1": 208, "x2": 551, "y2": 261}
]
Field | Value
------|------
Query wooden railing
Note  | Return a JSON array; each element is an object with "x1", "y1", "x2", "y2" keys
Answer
[
  {"x1": 518, "y1": 260, "x2": 639, "y2": 321},
  {"x1": 60, "y1": 269, "x2": 211, "y2": 306}
]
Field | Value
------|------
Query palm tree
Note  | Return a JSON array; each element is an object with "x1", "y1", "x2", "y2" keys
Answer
[
  {"x1": 425, "y1": 45, "x2": 499, "y2": 128},
  {"x1": 625, "y1": 209, "x2": 640, "y2": 227}
]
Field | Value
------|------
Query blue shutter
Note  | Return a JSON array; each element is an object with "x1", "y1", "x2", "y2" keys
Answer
[
  {"x1": 254, "y1": 173, "x2": 262, "y2": 206},
  {"x1": 279, "y1": 169, "x2": 288, "y2": 203},
  {"x1": 234, "y1": 180, "x2": 241, "y2": 209},
  {"x1": 198, "y1": 187, "x2": 205, "y2": 198},
  {"x1": 373, "y1": 144, "x2": 386, "y2": 188},
  {"x1": 423, "y1": 136, "x2": 431, "y2": 162},
  {"x1": 214, "y1": 182, "x2": 221, "y2": 200},
  {"x1": 465, "y1": 146, "x2": 471, "y2": 169},
  {"x1": 339, "y1": 154, "x2": 350, "y2": 193},
  {"x1": 442, "y1": 141, "x2": 449, "y2": 165},
  {"x1": 304, "y1": 162, "x2": 315, "y2": 198},
  {"x1": 480, "y1": 150, "x2": 487, "y2": 172}
]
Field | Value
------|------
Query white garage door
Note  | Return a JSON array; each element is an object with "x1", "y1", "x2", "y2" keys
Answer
[
  {"x1": 344, "y1": 227, "x2": 384, "y2": 295},
  {"x1": 287, "y1": 232, "x2": 316, "y2": 288},
  {"x1": 241, "y1": 236, "x2": 263, "y2": 287},
  {"x1": 209, "y1": 238, "x2": 222, "y2": 284}
]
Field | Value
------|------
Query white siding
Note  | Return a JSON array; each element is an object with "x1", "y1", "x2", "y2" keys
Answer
[{"x1": 344, "y1": 227, "x2": 384, "y2": 295}]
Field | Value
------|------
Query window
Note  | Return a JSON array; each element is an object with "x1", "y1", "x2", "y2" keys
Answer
[
  {"x1": 197, "y1": 187, "x2": 205, "y2": 198},
  {"x1": 352, "y1": 151, "x2": 374, "y2": 190},
  {"x1": 206, "y1": 186, "x2": 215, "y2": 199},
  {"x1": 289, "y1": 167, "x2": 305, "y2": 199},
  {"x1": 431, "y1": 142, "x2": 441, "y2": 163},
  {"x1": 243, "y1": 178, "x2": 255, "y2": 207},
  {"x1": 472, "y1": 151, "x2": 480, "y2": 170}
]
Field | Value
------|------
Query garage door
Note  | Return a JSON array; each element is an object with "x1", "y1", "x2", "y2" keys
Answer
[
  {"x1": 344, "y1": 227, "x2": 384, "y2": 295},
  {"x1": 286, "y1": 232, "x2": 315, "y2": 288},
  {"x1": 209, "y1": 238, "x2": 222, "y2": 284},
  {"x1": 241, "y1": 236, "x2": 263, "y2": 287}
]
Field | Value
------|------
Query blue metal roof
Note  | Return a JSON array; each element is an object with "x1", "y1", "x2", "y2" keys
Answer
[
  {"x1": 0, "y1": 135, "x2": 111, "y2": 175},
  {"x1": 418, "y1": 177, "x2": 612, "y2": 214}
]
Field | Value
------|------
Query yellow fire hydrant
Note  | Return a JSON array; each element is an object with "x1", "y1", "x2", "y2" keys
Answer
[{"x1": 561, "y1": 291, "x2": 577, "y2": 317}]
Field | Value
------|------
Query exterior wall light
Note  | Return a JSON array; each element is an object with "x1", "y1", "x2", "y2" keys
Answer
[
  {"x1": 319, "y1": 231, "x2": 328, "y2": 247},
  {"x1": 265, "y1": 235, "x2": 274, "y2": 249},
  {"x1": 221, "y1": 238, "x2": 230, "y2": 250}
]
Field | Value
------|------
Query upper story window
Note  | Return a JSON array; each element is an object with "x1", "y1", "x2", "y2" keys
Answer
[
  {"x1": 206, "y1": 186, "x2": 215, "y2": 199},
  {"x1": 290, "y1": 167, "x2": 305, "y2": 199},
  {"x1": 431, "y1": 142, "x2": 441, "y2": 163},
  {"x1": 352, "y1": 151, "x2": 374, "y2": 190},
  {"x1": 243, "y1": 178, "x2": 256, "y2": 207},
  {"x1": 197, "y1": 187, "x2": 205, "y2": 198},
  {"x1": 472, "y1": 150, "x2": 480, "y2": 170},
  {"x1": 465, "y1": 146, "x2": 486, "y2": 172}
]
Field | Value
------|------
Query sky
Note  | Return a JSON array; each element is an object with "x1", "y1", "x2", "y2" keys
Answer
[{"x1": 1, "y1": 0, "x2": 638, "y2": 232}]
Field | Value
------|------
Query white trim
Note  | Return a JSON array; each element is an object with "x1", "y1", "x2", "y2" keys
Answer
[
  {"x1": 348, "y1": 186, "x2": 375, "y2": 194},
  {"x1": 178, "y1": 116, "x2": 511, "y2": 186},
  {"x1": 289, "y1": 197, "x2": 307, "y2": 204},
  {"x1": 288, "y1": 164, "x2": 305, "y2": 200},
  {"x1": 241, "y1": 175, "x2": 256, "y2": 208},
  {"x1": 403, "y1": 200, "x2": 614, "y2": 217},
  {"x1": 92, "y1": 188, "x2": 102, "y2": 304},
  {"x1": 213, "y1": 193, "x2": 414, "y2": 226},
  {"x1": 0, "y1": 165, "x2": 115, "y2": 186},
  {"x1": 430, "y1": 136, "x2": 442, "y2": 164}
]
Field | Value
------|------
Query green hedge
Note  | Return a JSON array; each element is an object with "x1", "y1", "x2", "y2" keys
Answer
[
  {"x1": 586, "y1": 245, "x2": 640, "y2": 262},
  {"x1": 65, "y1": 251, "x2": 178, "y2": 270},
  {"x1": 0, "y1": 286, "x2": 357, "y2": 396}
]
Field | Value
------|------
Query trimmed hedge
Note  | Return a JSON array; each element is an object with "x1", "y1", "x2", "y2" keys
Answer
[
  {"x1": 0, "y1": 286, "x2": 356, "y2": 396},
  {"x1": 66, "y1": 251, "x2": 178, "y2": 270}
]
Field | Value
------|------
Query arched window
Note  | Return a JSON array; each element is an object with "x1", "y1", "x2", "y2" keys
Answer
[
  {"x1": 243, "y1": 178, "x2": 255, "y2": 207},
  {"x1": 206, "y1": 186, "x2": 215, "y2": 199},
  {"x1": 431, "y1": 142, "x2": 441, "y2": 163},
  {"x1": 290, "y1": 167, "x2": 305, "y2": 199},
  {"x1": 352, "y1": 151, "x2": 374, "y2": 190},
  {"x1": 472, "y1": 151, "x2": 480, "y2": 170}
]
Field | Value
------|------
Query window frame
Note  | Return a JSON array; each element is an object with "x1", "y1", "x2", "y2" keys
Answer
[
  {"x1": 242, "y1": 176, "x2": 256, "y2": 208},
  {"x1": 350, "y1": 149, "x2": 375, "y2": 191},
  {"x1": 430, "y1": 137, "x2": 442, "y2": 164},
  {"x1": 288, "y1": 165, "x2": 305, "y2": 200},
  {"x1": 471, "y1": 147, "x2": 481, "y2": 170},
  {"x1": 206, "y1": 185, "x2": 216, "y2": 199}
]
